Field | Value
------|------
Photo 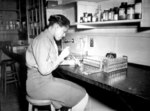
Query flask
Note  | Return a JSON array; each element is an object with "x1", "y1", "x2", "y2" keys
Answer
[
  {"x1": 134, "y1": 0, "x2": 142, "y2": 19},
  {"x1": 97, "y1": 5, "x2": 102, "y2": 21},
  {"x1": 93, "y1": 5, "x2": 100, "y2": 22}
]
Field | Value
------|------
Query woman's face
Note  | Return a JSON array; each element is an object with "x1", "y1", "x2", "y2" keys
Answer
[{"x1": 54, "y1": 25, "x2": 69, "y2": 41}]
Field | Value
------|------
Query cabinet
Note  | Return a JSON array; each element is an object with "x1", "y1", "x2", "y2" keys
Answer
[
  {"x1": 26, "y1": 0, "x2": 46, "y2": 43},
  {"x1": 46, "y1": 1, "x2": 76, "y2": 26},
  {"x1": 46, "y1": 0, "x2": 150, "y2": 29},
  {"x1": 0, "y1": 0, "x2": 21, "y2": 33}
]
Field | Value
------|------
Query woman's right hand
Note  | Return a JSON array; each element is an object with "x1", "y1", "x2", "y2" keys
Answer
[{"x1": 60, "y1": 46, "x2": 70, "y2": 60}]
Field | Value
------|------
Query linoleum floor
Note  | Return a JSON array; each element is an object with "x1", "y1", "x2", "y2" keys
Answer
[{"x1": 0, "y1": 83, "x2": 28, "y2": 111}]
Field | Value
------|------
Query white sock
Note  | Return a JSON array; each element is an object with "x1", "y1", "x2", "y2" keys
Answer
[{"x1": 71, "y1": 93, "x2": 89, "y2": 111}]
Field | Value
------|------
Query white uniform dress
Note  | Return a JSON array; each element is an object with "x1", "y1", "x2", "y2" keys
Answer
[{"x1": 26, "y1": 29, "x2": 86, "y2": 109}]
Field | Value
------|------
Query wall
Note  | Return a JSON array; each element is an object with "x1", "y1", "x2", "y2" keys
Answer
[
  {"x1": 0, "y1": 31, "x2": 18, "y2": 42},
  {"x1": 62, "y1": 27, "x2": 150, "y2": 66}
]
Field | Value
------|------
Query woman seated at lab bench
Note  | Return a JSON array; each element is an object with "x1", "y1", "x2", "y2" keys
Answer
[{"x1": 26, "y1": 14, "x2": 113, "y2": 111}]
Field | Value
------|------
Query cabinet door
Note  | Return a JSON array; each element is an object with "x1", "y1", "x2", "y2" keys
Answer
[
  {"x1": 141, "y1": 0, "x2": 150, "y2": 27},
  {"x1": 26, "y1": 0, "x2": 46, "y2": 43}
]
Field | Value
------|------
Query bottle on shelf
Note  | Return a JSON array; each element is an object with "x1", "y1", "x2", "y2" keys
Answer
[
  {"x1": 83, "y1": 12, "x2": 88, "y2": 22},
  {"x1": 127, "y1": 4, "x2": 135, "y2": 20},
  {"x1": 92, "y1": 14, "x2": 97, "y2": 22},
  {"x1": 102, "y1": 10, "x2": 109, "y2": 21},
  {"x1": 119, "y1": 2, "x2": 127, "y2": 20},
  {"x1": 87, "y1": 13, "x2": 92, "y2": 22},
  {"x1": 108, "y1": 8, "x2": 114, "y2": 21},
  {"x1": 80, "y1": 17, "x2": 83, "y2": 23},
  {"x1": 113, "y1": 7, "x2": 119, "y2": 21},
  {"x1": 134, "y1": 0, "x2": 142, "y2": 19},
  {"x1": 97, "y1": 5, "x2": 102, "y2": 22}
]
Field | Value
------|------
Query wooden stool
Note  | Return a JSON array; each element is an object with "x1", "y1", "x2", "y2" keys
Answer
[
  {"x1": 26, "y1": 96, "x2": 56, "y2": 111},
  {"x1": 1, "y1": 59, "x2": 20, "y2": 95},
  {"x1": 26, "y1": 96, "x2": 72, "y2": 111}
]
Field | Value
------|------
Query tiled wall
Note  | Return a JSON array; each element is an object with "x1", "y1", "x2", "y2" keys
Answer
[{"x1": 62, "y1": 27, "x2": 150, "y2": 66}]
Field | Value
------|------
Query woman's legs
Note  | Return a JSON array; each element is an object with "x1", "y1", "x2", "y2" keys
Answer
[
  {"x1": 71, "y1": 93, "x2": 115, "y2": 111},
  {"x1": 84, "y1": 96, "x2": 115, "y2": 111},
  {"x1": 27, "y1": 76, "x2": 87, "y2": 109},
  {"x1": 72, "y1": 93, "x2": 89, "y2": 111}
]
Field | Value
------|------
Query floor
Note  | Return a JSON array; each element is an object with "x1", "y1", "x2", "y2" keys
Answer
[{"x1": 0, "y1": 83, "x2": 28, "y2": 111}]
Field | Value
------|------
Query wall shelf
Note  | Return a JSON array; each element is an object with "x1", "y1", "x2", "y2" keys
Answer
[
  {"x1": 46, "y1": 0, "x2": 150, "y2": 29},
  {"x1": 47, "y1": 2, "x2": 76, "y2": 9},
  {"x1": 75, "y1": 19, "x2": 141, "y2": 28}
]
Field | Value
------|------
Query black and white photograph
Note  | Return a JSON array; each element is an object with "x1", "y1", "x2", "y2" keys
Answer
[{"x1": 0, "y1": 0, "x2": 150, "y2": 111}]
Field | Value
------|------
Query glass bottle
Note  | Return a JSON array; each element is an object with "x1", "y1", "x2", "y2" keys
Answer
[
  {"x1": 92, "y1": 15, "x2": 97, "y2": 22},
  {"x1": 127, "y1": 4, "x2": 135, "y2": 20},
  {"x1": 113, "y1": 7, "x2": 119, "y2": 21},
  {"x1": 103, "y1": 10, "x2": 109, "y2": 21},
  {"x1": 80, "y1": 17, "x2": 83, "y2": 23},
  {"x1": 87, "y1": 13, "x2": 92, "y2": 22},
  {"x1": 83, "y1": 12, "x2": 88, "y2": 22},
  {"x1": 134, "y1": 0, "x2": 142, "y2": 19},
  {"x1": 97, "y1": 5, "x2": 102, "y2": 21},
  {"x1": 108, "y1": 8, "x2": 114, "y2": 21},
  {"x1": 119, "y1": 2, "x2": 127, "y2": 20}
]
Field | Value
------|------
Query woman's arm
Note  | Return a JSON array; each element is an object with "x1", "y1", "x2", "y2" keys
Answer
[
  {"x1": 32, "y1": 38, "x2": 61, "y2": 75},
  {"x1": 32, "y1": 38, "x2": 70, "y2": 75}
]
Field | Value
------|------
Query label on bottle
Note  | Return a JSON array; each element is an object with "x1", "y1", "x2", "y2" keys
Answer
[
  {"x1": 127, "y1": 6, "x2": 135, "y2": 19},
  {"x1": 119, "y1": 8, "x2": 126, "y2": 20},
  {"x1": 135, "y1": 2, "x2": 142, "y2": 19},
  {"x1": 135, "y1": 3, "x2": 141, "y2": 14},
  {"x1": 114, "y1": 14, "x2": 118, "y2": 21}
]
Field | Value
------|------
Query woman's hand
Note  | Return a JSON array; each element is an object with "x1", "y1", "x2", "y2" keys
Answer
[{"x1": 60, "y1": 46, "x2": 70, "y2": 60}]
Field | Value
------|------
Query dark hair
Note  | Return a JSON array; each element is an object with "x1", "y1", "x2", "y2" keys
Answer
[{"x1": 48, "y1": 14, "x2": 70, "y2": 27}]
